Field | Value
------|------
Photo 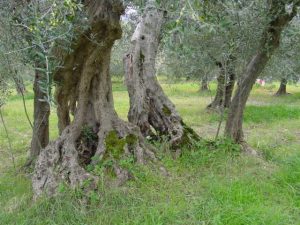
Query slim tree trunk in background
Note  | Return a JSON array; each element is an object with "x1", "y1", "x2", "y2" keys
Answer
[
  {"x1": 33, "y1": 0, "x2": 159, "y2": 198},
  {"x1": 225, "y1": 1, "x2": 298, "y2": 144},
  {"x1": 10, "y1": 0, "x2": 50, "y2": 167},
  {"x1": 207, "y1": 62, "x2": 225, "y2": 110},
  {"x1": 275, "y1": 78, "x2": 288, "y2": 95},
  {"x1": 200, "y1": 75, "x2": 209, "y2": 92},
  {"x1": 28, "y1": 67, "x2": 50, "y2": 165},
  {"x1": 207, "y1": 57, "x2": 235, "y2": 110},
  {"x1": 124, "y1": 0, "x2": 199, "y2": 150}
]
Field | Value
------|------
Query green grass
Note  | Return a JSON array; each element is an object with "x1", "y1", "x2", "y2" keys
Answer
[
  {"x1": 209, "y1": 105, "x2": 300, "y2": 124},
  {"x1": 0, "y1": 80, "x2": 300, "y2": 224},
  {"x1": 244, "y1": 105, "x2": 300, "y2": 123}
]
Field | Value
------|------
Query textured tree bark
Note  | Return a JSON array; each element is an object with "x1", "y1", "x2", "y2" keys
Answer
[
  {"x1": 225, "y1": 1, "x2": 298, "y2": 145},
  {"x1": 124, "y1": 0, "x2": 199, "y2": 150},
  {"x1": 275, "y1": 78, "x2": 288, "y2": 95},
  {"x1": 28, "y1": 68, "x2": 50, "y2": 165},
  {"x1": 33, "y1": 0, "x2": 159, "y2": 198}
]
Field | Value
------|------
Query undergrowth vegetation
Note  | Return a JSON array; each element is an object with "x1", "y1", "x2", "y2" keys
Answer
[{"x1": 0, "y1": 80, "x2": 300, "y2": 224}]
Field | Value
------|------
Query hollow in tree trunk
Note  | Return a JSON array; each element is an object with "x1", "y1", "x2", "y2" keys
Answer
[
  {"x1": 225, "y1": 1, "x2": 298, "y2": 145},
  {"x1": 275, "y1": 78, "x2": 288, "y2": 95},
  {"x1": 124, "y1": 0, "x2": 199, "y2": 151},
  {"x1": 32, "y1": 0, "x2": 159, "y2": 198}
]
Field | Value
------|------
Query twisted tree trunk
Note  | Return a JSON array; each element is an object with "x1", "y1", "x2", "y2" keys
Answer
[
  {"x1": 225, "y1": 1, "x2": 298, "y2": 145},
  {"x1": 33, "y1": 0, "x2": 158, "y2": 198},
  {"x1": 275, "y1": 78, "x2": 288, "y2": 95},
  {"x1": 124, "y1": 0, "x2": 199, "y2": 151}
]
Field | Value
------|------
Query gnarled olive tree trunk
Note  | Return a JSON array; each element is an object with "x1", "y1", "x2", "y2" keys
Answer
[
  {"x1": 275, "y1": 78, "x2": 288, "y2": 95},
  {"x1": 225, "y1": 1, "x2": 298, "y2": 145},
  {"x1": 124, "y1": 0, "x2": 199, "y2": 150},
  {"x1": 33, "y1": 0, "x2": 158, "y2": 198}
]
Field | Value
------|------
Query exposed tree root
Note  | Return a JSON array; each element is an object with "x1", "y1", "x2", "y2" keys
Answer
[
  {"x1": 240, "y1": 141, "x2": 261, "y2": 157},
  {"x1": 274, "y1": 92, "x2": 291, "y2": 96},
  {"x1": 33, "y1": 120, "x2": 159, "y2": 198}
]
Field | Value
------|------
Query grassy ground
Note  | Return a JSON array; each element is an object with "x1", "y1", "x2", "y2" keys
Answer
[{"x1": 0, "y1": 79, "x2": 300, "y2": 225}]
